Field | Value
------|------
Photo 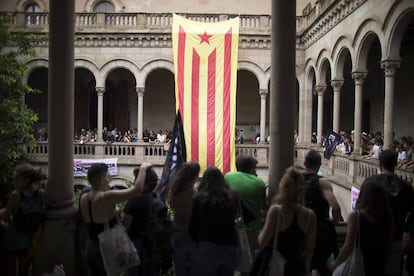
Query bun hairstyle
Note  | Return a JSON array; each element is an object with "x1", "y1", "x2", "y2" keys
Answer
[{"x1": 15, "y1": 165, "x2": 47, "y2": 184}]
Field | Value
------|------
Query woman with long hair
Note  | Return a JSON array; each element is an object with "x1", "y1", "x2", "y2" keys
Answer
[
  {"x1": 168, "y1": 161, "x2": 201, "y2": 276},
  {"x1": 331, "y1": 179, "x2": 393, "y2": 275},
  {"x1": 188, "y1": 166, "x2": 240, "y2": 276},
  {"x1": 258, "y1": 166, "x2": 317, "y2": 276}
]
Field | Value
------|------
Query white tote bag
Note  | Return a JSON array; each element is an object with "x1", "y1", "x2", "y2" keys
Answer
[
  {"x1": 268, "y1": 205, "x2": 286, "y2": 275},
  {"x1": 333, "y1": 211, "x2": 365, "y2": 276},
  {"x1": 98, "y1": 220, "x2": 140, "y2": 276}
]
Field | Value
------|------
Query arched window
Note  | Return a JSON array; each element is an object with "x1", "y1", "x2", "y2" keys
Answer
[
  {"x1": 93, "y1": 1, "x2": 116, "y2": 25},
  {"x1": 93, "y1": 1, "x2": 115, "y2": 13},
  {"x1": 25, "y1": 3, "x2": 41, "y2": 25}
]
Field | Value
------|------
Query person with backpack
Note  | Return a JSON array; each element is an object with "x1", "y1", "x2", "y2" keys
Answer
[
  {"x1": 123, "y1": 165, "x2": 173, "y2": 276},
  {"x1": 1, "y1": 165, "x2": 47, "y2": 276},
  {"x1": 362, "y1": 149, "x2": 414, "y2": 276},
  {"x1": 303, "y1": 149, "x2": 342, "y2": 276}
]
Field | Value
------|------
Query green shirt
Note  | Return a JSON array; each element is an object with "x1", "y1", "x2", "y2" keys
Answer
[{"x1": 224, "y1": 171, "x2": 266, "y2": 230}]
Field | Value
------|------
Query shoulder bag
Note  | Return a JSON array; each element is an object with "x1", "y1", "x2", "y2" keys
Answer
[
  {"x1": 236, "y1": 198, "x2": 253, "y2": 273},
  {"x1": 268, "y1": 204, "x2": 287, "y2": 275},
  {"x1": 332, "y1": 211, "x2": 365, "y2": 276},
  {"x1": 98, "y1": 216, "x2": 141, "y2": 276}
]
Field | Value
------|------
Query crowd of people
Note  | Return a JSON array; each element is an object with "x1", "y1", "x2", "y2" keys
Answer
[
  {"x1": 316, "y1": 129, "x2": 414, "y2": 170},
  {"x1": 1, "y1": 149, "x2": 414, "y2": 276}
]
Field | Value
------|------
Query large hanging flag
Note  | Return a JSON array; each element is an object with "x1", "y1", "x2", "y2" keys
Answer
[
  {"x1": 172, "y1": 14, "x2": 239, "y2": 174},
  {"x1": 156, "y1": 111, "x2": 186, "y2": 201}
]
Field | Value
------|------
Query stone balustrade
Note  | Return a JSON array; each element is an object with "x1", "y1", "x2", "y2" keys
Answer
[
  {"x1": 26, "y1": 142, "x2": 414, "y2": 189},
  {"x1": 4, "y1": 1, "x2": 367, "y2": 40}
]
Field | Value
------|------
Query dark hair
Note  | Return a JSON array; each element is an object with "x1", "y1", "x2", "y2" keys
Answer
[
  {"x1": 197, "y1": 166, "x2": 237, "y2": 208},
  {"x1": 133, "y1": 166, "x2": 158, "y2": 193},
  {"x1": 379, "y1": 149, "x2": 397, "y2": 171},
  {"x1": 168, "y1": 161, "x2": 200, "y2": 202},
  {"x1": 15, "y1": 165, "x2": 47, "y2": 184},
  {"x1": 356, "y1": 178, "x2": 392, "y2": 225},
  {"x1": 87, "y1": 163, "x2": 108, "y2": 187},
  {"x1": 305, "y1": 149, "x2": 321, "y2": 169},
  {"x1": 235, "y1": 156, "x2": 258, "y2": 173}
]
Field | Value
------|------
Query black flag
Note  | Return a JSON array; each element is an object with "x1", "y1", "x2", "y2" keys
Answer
[
  {"x1": 156, "y1": 111, "x2": 186, "y2": 201},
  {"x1": 323, "y1": 131, "x2": 342, "y2": 160}
]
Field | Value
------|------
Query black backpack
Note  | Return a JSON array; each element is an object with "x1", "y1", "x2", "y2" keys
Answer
[{"x1": 142, "y1": 196, "x2": 173, "y2": 273}]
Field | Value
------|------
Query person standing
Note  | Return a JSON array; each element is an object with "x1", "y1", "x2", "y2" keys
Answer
[
  {"x1": 168, "y1": 161, "x2": 200, "y2": 276},
  {"x1": 79, "y1": 162, "x2": 150, "y2": 276},
  {"x1": 331, "y1": 179, "x2": 393, "y2": 276},
  {"x1": 1, "y1": 165, "x2": 47, "y2": 276},
  {"x1": 188, "y1": 167, "x2": 240, "y2": 276},
  {"x1": 362, "y1": 149, "x2": 414, "y2": 276},
  {"x1": 123, "y1": 165, "x2": 173, "y2": 276},
  {"x1": 258, "y1": 166, "x2": 317, "y2": 276},
  {"x1": 303, "y1": 149, "x2": 342, "y2": 276},
  {"x1": 224, "y1": 155, "x2": 267, "y2": 269},
  {"x1": 403, "y1": 209, "x2": 414, "y2": 276}
]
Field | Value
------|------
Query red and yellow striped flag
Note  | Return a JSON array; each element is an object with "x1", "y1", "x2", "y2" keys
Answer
[{"x1": 172, "y1": 14, "x2": 239, "y2": 174}]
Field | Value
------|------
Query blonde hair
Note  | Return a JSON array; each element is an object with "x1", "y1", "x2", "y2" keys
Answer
[{"x1": 272, "y1": 166, "x2": 304, "y2": 207}]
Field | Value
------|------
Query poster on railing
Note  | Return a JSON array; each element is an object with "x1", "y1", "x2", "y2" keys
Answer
[
  {"x1": 73, "y1": 158, "x2": 118, "y2": 177},
  {"x1": 351, "y1": 186, "x2": 360, "y2": 210}
]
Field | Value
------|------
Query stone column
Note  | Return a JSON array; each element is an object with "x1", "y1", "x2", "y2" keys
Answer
[
  {"x1": 96, "y1": 87, "x2": 105, "y2": 142},
  {"x1": 381, "y1": 60, "x2": 400, "y2": 149},
  {"x1": 37, "y1": 0, "x2": 77, "y2": 275},
  {"x1": 315, "y1": 85, "x2": 326, "y2": 145},
  {"x1": 259, "y1": 89, "x2": 268, "y2": 143},
  {"x1": 268, "y1": 0, "x2": 296, "y2": 199},
  {"x1": 136, "y1": 87, "x2": 145, "y2": 141},
  {"x1": 351, "y1": 72, "x2": 367, "y2": 155},
  {"x1": 331, "y1": 79, "x2": 344, "y2": 134}
]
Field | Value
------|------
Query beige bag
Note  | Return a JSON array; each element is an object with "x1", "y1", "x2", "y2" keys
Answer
[{"x1": 268, "y1": 205, "x2": 286, "y2": 275}]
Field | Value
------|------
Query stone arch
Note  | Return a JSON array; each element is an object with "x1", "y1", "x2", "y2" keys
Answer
[
  {"x1": 304, "y1": 59, "x2": 317, "y2": 89},
  {"x1": 237, "y1": 60, "x2": 267, "y2": 90},
  {"x1": 16, "y1": 0, "x2": 47, "y2": 11},
  {"x1": 316, "y1": 50, "x2": 332, "y2": 84},
  {"x1": 383, "y1": 2, "x2": 414, "y2": 60},
  {"x1": 331, "y1": 36, "x2": 354, "y2": 79},
  {"x1": 24, "y1": 58, "x2": 48, "y2": 84},
  {"x1": 83, "y1": 0, "x2": 123, "y2": 12},
  {"x1": 353, "y1": 18, "x2": 384, "y2": 71},
  {"x1": 74, "y1": 59, "x2": 100, "y2": 82},
  {"x1": 140, "y1": 59, "x2": 174, "y2": 88},
  {"x1": 100, "y1": 59, "x2": 139, "y2": 87}
]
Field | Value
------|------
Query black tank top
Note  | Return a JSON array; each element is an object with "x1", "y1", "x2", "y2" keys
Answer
[
  {"x1": 86, "y1": 193, "x2": 118, "y2": 242},
  {"x1": 277, "y1": 209, "x2": 306, "y2": 275},
  {"x1": 303, "y1": 173, "x2": 329, "y2": 220}
]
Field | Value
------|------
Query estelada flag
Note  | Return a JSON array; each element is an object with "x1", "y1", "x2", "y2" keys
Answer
[
  {"x1": 172, "y1": 14, "x2": 239, "y2": 174},
  {"x1": 156, "y1": 111, "x2": 186, "y2": 201}
]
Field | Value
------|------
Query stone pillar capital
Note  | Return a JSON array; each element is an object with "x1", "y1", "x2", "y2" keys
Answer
[
  {"x1": 259, "y1": 89, "x2": 268, "y2": 98},
  {"x1": 331, "y1": 79, "x2": 344, "y2": 91},
  {"x1": 315, "y1": 85, "x2": 326, "y2": 96},
  {"x1": 96, "y1": 87, "x2": 105, "y2": 96},
  {"x1": 380, "y1": 60, "x2": 400, "y2": 77},
  {"x1": 351, "y1": 72, "x2": 368, "y2": 85},
  {"x1": 136, "y1": 87, "x2": 145, "y2": 96}
]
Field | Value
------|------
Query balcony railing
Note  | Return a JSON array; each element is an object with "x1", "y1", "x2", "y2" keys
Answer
[{"x1": 26, "y1": 142, "x2": 414, "y2": 190}]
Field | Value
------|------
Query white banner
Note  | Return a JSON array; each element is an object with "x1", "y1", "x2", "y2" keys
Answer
[
  {"x1": 351, "y1": 186, "x2": 360, "y2": 210},
  {"x1": 73, "y1": 158, "x2": 118, "y2": 177}
]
